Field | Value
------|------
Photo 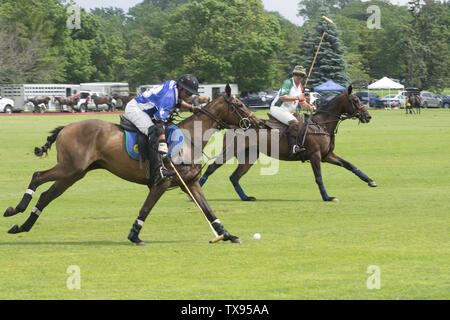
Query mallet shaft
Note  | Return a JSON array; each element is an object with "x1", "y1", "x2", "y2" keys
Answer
[{"x1": 169, "y1": 161, "x2": 220, "y2": 239}]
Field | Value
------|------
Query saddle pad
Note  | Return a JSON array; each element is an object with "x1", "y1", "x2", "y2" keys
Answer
[
  {"x1": 125, "y1": 130, "x2": 140, "y2": 161},
  {"x1": 124, "y1": 124, "x2": 184, "y2": 161}
]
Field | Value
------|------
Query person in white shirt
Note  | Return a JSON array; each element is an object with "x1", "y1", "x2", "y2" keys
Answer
[{"x1": 270, "y1": 65, "x2": 315, "y2": 158}]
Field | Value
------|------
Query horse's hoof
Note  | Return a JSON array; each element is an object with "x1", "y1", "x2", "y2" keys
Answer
[
  {"x1": 244, "y1": 197, "x2": 256, "y2": 202},
  {"x1": 4, "y1": 207, "x2": 16, "y2": 217},
  {"x1": 225, "y1": 234, "x2": 242, "y2": 243},
  {"x1": 230, "y1": 236, "x2": 242, "y2": 244},
  {"x1": 368, "y1": 181, "x2": 377, "y2": 187},
  {"x1": 8, "y1": 224, "x2": 21, "y2": 234}
]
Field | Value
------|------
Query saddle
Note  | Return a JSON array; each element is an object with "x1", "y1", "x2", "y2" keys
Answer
[
  {"x1": 119, "y1": 115, "x2": 150, "y2": 161},
  {"x1": 262, "y1": 113, "x2": 329, "y2": 137},
  {"x1": 119, "y1": 115, "x2": 184, "y2": 161}
]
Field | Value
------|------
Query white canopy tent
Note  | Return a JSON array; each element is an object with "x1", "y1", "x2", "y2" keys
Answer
[{"x1": 368, "y1": 77, "x2": 404, "y2": 108}]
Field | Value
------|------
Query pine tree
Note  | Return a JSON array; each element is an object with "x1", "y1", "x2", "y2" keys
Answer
[{"x1": 301, "y1": 14, "x2": 349, "y2": 90}]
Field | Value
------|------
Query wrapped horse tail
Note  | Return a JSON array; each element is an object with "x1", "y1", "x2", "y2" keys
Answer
[{"x1": 34, "y1": 126, "x2": 65, "y2": 157}]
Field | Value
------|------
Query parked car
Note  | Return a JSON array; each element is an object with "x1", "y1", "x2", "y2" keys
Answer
[
  {"x1": 76, "y1": 91, "x2": 116, "y2": 112},
  {"x1": 0, "y1": 96, "x2": 15, "y2": 113},
  {"x1": 239, "y1": 91, "x2": 274, "y2": 108},
  {"x1": 436, "y1": 94, "x2": 450, "y2": 109},
  {"x1": 380, "y1": 94, "x2": 407, "y2": 109},
  {"x1": 420, "y1": 91, "x2": 442, "y2": 108},
  {"x1": 355, "y1": 91, "x2": 384, "y2": 108}
]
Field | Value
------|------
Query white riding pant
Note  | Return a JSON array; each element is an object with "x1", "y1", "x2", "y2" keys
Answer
[
  {"x1": 269, "y1": 105, "x2": 298, "y2": 125},
  {"x1": 125, "y1": 99, "x2": 154, "y2": 135}
]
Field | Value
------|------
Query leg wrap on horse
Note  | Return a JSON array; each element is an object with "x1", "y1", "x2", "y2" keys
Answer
[
  {"x1": 128, "y1": 219, "x2": 144, "y2": 243},
  {"x1": 15, "y1": 190, "x2": 34, "y2": 213},
  {"x1": 352, "y1": 167, "x2": 370, "y2": 183},
  {"x1": 199, "y1": 174, "x2": 208, "y2": 187},
  {"x1": 211, "y1": 219, "x2": 241, "y2": 243}
]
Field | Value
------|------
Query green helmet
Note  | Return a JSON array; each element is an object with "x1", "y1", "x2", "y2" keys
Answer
[{"x1": 292, "y1": 65, "x2": 307, "y2": 76}]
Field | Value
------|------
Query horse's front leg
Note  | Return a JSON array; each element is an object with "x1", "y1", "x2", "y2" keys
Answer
[
  {"x1": 310, "y1": 152, "x2": 338, "y2": 202},
  {"x1": 323, "y1": 152, "x2": 377, "y2": 187},
  {"x1": 128, "y1": 182, "x2": 169, "y2": 246},
  {"x1": 187, "y1": 181, "x2": 242, "y2": 243}
]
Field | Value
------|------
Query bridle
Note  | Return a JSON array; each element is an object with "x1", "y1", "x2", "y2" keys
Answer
[
  {"x1": 314, "y1": 95, "x2": 367, "y2": 123},
  {"x1": 198, "y1": 95, "x2": 261, "y2": 131}
]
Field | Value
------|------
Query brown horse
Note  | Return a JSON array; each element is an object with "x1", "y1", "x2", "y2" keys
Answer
[
  {"x1": 199, "y1": 85, "x2": 376, "y2": 202},
  {"x1": 54, "y1": 96, "x2": 80, "y2": 112},
  {"x1": 92, "y1": 95, "x2": 115, "y2": 112},
  {"x1": 187, "y1": 95, "x2": 211, "y2": 106},
  {"x1": 113, "y1": 93, "x2": 137, "y2": 110},
  {"x1": 26, "y1": 96, "x2": 51, "y2": 113},
  {"x1": 4, "y1": 85, "x2": 254, "y2": 244}
]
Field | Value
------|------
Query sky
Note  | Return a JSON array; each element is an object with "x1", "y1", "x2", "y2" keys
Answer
[{"x1": 72, "y1": 0, "x2": 415, "y2": 26}]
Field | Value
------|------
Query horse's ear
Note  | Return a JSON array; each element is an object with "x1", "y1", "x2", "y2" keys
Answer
[
  {"x1": 347, "y1": 85, "x2": 353, "y2": 95},
  {"x1": 225, "y1": 83, "x2": 231, "y2": 98}
]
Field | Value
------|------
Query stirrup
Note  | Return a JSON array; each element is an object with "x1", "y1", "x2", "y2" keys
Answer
[
  {"x1": 154, "y1": 167, "x2": 175, "y2": 185},
  {"x1": 289, "y1": 145, "x2": 306, "y2": 160}
]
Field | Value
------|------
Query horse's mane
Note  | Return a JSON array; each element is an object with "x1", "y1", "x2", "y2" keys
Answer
[
  {"x1": 316, "y1": 91, "x2": 347, "y2": 112},
  {"x1": 174, "y1": 94, "x2": 226, "y2": 127}
]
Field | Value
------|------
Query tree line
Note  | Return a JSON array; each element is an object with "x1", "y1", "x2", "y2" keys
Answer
[{"x1": 0, "y1": 0, "x2": 448, "y2": 92}]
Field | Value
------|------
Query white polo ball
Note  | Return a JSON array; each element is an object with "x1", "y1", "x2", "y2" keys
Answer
[{"x1": 253, "y1": 233, "x2": 261, "y2": 240}]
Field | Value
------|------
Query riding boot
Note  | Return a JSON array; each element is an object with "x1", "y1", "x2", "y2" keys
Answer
[
  {"x1": 147, "y1": 141, "x2": 175, "y2": 186},
  {"x1": 286, "y1": 120, "x2": 304, "y2": 159}
]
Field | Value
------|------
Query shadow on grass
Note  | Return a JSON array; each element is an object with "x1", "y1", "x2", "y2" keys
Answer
[
  {"x1": 0, "y1": 240, "x2": 188, "y2": 246},
  {"x1": 206, "y1": 198, "x2": 318, "y2": 202}
]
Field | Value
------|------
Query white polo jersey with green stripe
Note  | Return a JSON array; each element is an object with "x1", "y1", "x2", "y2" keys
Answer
[{"x1": 271, "y1": 78, "x2": 304, "y2": 113}]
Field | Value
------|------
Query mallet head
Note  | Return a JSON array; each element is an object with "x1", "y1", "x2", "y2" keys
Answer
[{"x1": 322, "y1": 15, "x2": 334, "y2": 24}]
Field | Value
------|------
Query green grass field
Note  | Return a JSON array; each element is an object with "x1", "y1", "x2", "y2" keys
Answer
[{"x1": 0, "y1": 109, "x2": 448, "y2": 300}]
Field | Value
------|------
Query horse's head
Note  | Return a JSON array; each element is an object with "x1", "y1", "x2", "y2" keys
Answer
[
  {"x1": 205, "y1": 84, "x2": 261, "y2": 130},
  {"x1": 338, "y1": 85, "x2": 372, "y2": 123}
]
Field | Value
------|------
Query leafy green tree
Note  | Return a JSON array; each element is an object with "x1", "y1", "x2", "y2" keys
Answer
[
  {"x1": 0, "y1": 0, "x2": 67, "y2": 83},
  {"x1": 401, "y1": 0, "x2": 450, "y2": 91},
  {"x1": 163, "y1": 0, "x2": 282, "y2": 91}
]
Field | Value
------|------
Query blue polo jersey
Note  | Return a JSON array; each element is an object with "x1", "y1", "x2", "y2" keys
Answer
[{"x1": 134, "y1": 80, "x2": 179, "y2": 120}]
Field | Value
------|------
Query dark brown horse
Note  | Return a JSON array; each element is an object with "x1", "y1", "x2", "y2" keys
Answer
[
  {"x1": 200, "y1": 86, "x2": 377, "y2": 202},
  {"x1": 4, "y1": 85, "x2": 253, "y2": 244},
  {"x1": 26, "y1": 96, "x2": 51, "y2": 113},
  {"x1": 92, "y1": 95, "x2": 115, "y2": 112},
  {"x1": 113, "y1": 93, "x2": 137, "y2": 110},
  {"x1": 54, "y1": 96, "x2": 80, "y2": 112}
]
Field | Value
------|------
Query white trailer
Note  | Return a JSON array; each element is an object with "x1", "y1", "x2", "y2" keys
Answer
[
  {"x1": 137, "y1": 83, "x2": 238, "y2": 100},
  {"x1": 198, "y1": 84, "x2": 239, "y2": 100},
  {"x1": 80, "y1": 82, "x2": 129, "y2": 96},
  {"x1": 0, "y1": 84, "x2": 80, "y2": 111}
]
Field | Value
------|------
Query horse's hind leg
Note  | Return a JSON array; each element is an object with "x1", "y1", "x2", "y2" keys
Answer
[
  {"x1": 324, "y1": 152, "x2": 377, "y2": 187},
  {"x1": 4, "y1": 164, "x2": 71, "y2": 218},
  {"x1": 230, "y1": 162, "x2": 256, "y2": 201},
  {"x1": 199, "y1": 136, "x2": 238, "y2": 187},
  {"x1": 8, "y1": 174, "x2": 84, "y2": 234}
]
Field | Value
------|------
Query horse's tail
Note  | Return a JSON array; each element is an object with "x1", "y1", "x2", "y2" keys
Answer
[{"x1": 34, "y1": 126, "x2": 65, "y2": 157}]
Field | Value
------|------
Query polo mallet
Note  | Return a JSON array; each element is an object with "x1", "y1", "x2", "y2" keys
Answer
[
  {"x1": 304, "y1": 15, "x2": 335, "y2": 88},
  {"x1": 168, "y1": 160, "x2": 224, "y2": 243}
]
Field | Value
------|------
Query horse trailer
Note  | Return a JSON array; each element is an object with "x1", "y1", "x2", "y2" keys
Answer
[
  {"x1": 137, "y1": 83, "x2": 238, "y2": 101},
  {"x1": 0, "y1": 84, "x2": 80, "y2": 111},
  {"x1": 80, "y1": 83, "x2": 129, "y2": 96}
]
